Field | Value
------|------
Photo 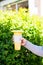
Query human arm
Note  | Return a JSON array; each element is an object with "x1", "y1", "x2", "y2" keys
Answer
[{"x1": 21, "y1": 38, "x2": 43, "y2": 57}]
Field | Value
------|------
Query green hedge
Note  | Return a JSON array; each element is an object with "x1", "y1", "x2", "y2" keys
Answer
[{"x1": 0, "y1": 9, "x2": 43, "y2": 65}]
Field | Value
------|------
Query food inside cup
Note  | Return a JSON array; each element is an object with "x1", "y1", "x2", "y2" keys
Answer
[{"x1": 14, "y1": 42, "x2": 21, "y2": 50}]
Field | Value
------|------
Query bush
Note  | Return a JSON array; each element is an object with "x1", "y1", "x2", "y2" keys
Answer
[{"x1": 0, "y1": 8, "x2": 43, "y2": 65}]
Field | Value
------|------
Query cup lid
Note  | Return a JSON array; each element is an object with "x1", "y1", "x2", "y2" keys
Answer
[{"x1": 12, "y1": 30, "x2": 23, "y2": 33}]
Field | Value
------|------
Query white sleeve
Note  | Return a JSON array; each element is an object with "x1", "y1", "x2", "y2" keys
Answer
[{"x1": 24, "y1": 40, "x2": 43, "y2": 57}]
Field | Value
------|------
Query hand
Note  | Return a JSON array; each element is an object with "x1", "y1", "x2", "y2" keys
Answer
[{"x1": 21, "y1": 38, "x2": 26, "y2": 46}]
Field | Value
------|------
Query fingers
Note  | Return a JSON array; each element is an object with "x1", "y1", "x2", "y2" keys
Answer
[{"x1": 21, "y1": 38, "x2": 26, "y2": 46}]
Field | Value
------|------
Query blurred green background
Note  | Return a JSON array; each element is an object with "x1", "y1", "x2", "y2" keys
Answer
[{"x1": 0, "y1": 8, "x2": 43, "y2": 65}]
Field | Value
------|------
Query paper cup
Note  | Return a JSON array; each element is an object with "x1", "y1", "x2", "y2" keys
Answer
[{"x1": 13, "y1": 30, "x2": 22, "y2": 50}]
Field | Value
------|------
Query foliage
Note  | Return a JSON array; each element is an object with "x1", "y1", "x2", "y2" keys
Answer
[
  {"x1": 0, "y1": 0, "x2": 4, "y2": 2},
  {"x1": 0, "y1": 8, "x2": 43, "y2": 65}
]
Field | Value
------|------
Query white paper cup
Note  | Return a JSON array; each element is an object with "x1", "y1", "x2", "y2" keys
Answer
[{"x1": 13, "y1": 30, "x2": 22, "y2": 50}]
